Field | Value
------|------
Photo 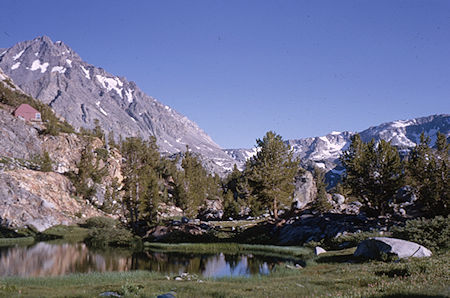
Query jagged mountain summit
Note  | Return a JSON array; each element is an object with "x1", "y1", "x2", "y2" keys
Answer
[
  {"x1": 0, "y1": 36, "x2": 235, "y2": 174},
  {"x1": 226, "y1": 114, "x2": 450, "y2": 180}
]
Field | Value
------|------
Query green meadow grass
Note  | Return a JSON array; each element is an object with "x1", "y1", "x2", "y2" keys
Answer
[{"x1": 0, "y1": 237, "x2": 34, "y2": 247}]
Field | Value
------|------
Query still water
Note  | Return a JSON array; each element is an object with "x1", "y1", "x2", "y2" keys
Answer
[{"x1": 0, "y1": 242, "x2": 298, "y2": 278}]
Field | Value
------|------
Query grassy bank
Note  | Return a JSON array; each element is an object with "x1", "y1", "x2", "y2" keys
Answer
[
  {"x1": 0, "y1": 237, "x2": 34, "y2": 247},
  {"x1": 1, "y1": 249, "x2": 448, "y2": 297},
  {"x1": 40, "y1": 225, "x2": 90, "y2": 243}
]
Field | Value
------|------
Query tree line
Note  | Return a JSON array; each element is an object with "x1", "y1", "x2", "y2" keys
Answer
[{"x1": 69, "y1": 128, "x2": 448, "y2": 231}]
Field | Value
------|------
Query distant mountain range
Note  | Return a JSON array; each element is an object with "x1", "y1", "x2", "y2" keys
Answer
[
  {"x1": 225, "y1": 114, "x2": 449, "y2": 185},
  {"x1": 0, "y1": 36, "x2": 236, "y2": 174},
  {"x1": 1, "y1": 36, "x2": 448, "y2": 178}
]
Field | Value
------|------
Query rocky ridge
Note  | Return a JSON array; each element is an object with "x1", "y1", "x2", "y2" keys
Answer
[
  {"x1": 0, "y1": 36, "x2": 236, "y2": 175},
  {"x1": 226, "y1": 114, "x2": 450, "y2": 185}
]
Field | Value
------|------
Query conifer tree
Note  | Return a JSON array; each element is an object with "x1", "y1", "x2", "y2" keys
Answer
[
  {"x1": 177, "y1": 148, "x2": 208, "y2": 217},
  {"x1": 341, "y1": 135, "x2": 404, "y2": 215},
  {"x1": 246, "y1": 131, "x2": 299, "y2": 219},
  {"x1": 407, "y1": 132, "x2": 449, "y2": 216},
  {"x1": 121, "y1": 137, "x2": 161, "y2": 229},
  {"x1": 223, "y1": 165, "x2": 244, "y2": 218},
  {"x1": 312, "y1": 167, "x2": 332, "y2": 212}
]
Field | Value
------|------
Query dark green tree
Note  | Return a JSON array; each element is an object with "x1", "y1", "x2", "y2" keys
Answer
[
  {"x1": 222, "y1": 165, "x2": 244, "y2": 218},
  {"x1": 341, "y1": 135, "x2": 405, "y2": 215},
  {"x1": 177, "y1": 148, "x2": 208, "y2": 217},
  {"x1": 312, "y1": 167, "x2": 332, "y2": 212},
  {"x1": 407, "y1": 132, "x2": 449, "y2": 216},
  {"x1": 246, "y1": 131, "x2": 299, "y2": 219},
  {"x1": 68, "y1": 144, "x2": 107, "y2": 200},
  {"x1": 121, "y1": 137, "x2": 161, "y2": 229}
]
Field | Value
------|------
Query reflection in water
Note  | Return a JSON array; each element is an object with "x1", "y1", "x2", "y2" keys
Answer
[{"x1": 0, "y1": 243, "x2": 296, "y2": 278}]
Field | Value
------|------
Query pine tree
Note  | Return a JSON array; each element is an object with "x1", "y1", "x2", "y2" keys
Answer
[
  {"x1": 223, "y1": 165, "x2": 244, "y2": 218},
  {"x1": 312, "y1": 167, "x2": 332, "y2": 212},
  {"x1": 341, "y1": 135, "x2": 404, "y2": 215},
  {"x1": 121, "y1": 137, "x2": 161, "y2": 229},
  {"x1": 407, "y1": 132, "x2": 449, "y2": 216},
  {"x1": 178, "y1": 148, "x2": 208, "y2": 217},
  {"x1": 246, "y1": 131, "x2": 299, "y2": 219}
]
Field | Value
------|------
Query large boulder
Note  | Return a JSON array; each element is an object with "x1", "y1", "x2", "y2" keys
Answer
[
  {"x1": 198, "y1": 199, "x2": 223, "y2": 221},
  {"x1": 354, "y1": 237, "x2": 432, "y2": 259},
  {"x1": 293, "y1": 171, "x2": 317, "y2": 209}
]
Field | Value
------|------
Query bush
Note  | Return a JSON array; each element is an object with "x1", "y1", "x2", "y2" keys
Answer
[
  {"x1": 391, "y1": 216, "x2": 450, "y2": 251},
  {"x1": 86, "y1": 226, "x2": 135, "y2": 247},
  {"x1": 84, "y1": 217, "x2": 136, "y2": 247},
  {"x1": 84, "y1": 216, "x2": 117, "y2": 229}
]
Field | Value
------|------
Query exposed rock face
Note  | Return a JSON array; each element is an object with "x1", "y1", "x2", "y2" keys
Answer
[
  {"x1": 293, "y1": 171, "x2": 317, "y2": 209},
  {"x1": 0, "y1": 36, "x2": 236, "y2": 175},
  {"x1": 0, "y1": 67, "x2": 23, "y2": 92},
  {"x1": 41, "y1": 133, "x2": 101, "y2": 173},
  {"x1": 0, "y1": 169, "x2": 104, "y2": 231},
  {"x1": 354, "y1": 237, "x2": 432, "y2": 259},
  {"x1": 0, "y1": 109, "x2": 42, "y2": 159}
]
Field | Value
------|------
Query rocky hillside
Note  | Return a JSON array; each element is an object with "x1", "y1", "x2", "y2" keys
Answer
[
  {"x1": 0, "y1": 36, "x2": 236, "y2": 174},
  {"x1": 0, "y1": 97, "x2": 120, "y2": 231},
  {"x1": 226, "y1": 114, "x2": 450, "y2": 184}
]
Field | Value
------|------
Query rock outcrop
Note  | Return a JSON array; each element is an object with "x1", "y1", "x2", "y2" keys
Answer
[
  {"x1": 0, "y1": 109, "x2": 42, "y2": 160},
  {"x1": 354, "y1": 237, "x2": 432, "y2": 259},
  {"x1": 277, "y1": 212, "x2": 383, "y2": 245},
  {"x1": 292, "y1": 171, "x2": 317, "y2": 209},
  {"x1": 0, "y1": 169, "x2": 104, "y2": 231}
]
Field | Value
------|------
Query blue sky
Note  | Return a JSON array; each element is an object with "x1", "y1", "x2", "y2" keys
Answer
[{"x1": 1, "y1": 1, "x2": 449, "y2": 148}]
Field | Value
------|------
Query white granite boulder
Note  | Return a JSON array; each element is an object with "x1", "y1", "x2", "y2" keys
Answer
[{"x1": 354, "y1": 237, "x2": 432, "y2": 259}]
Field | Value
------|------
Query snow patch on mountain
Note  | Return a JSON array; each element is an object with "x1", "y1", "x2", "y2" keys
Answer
[
  {"x1": 125, "y1": 89, "x2": 133, "y2": 103},
  {"x1": 51, "y1": 66, "x2": 66, "y2": 74},
  {"x1": 95, "y1": 75, "x2": 123, "y2": 98},
  {"x1": 80, "y1": 65, "x2": 90, "y2": 79},
  {"x1": 29, "y1": 60, "x2": 49, "y2": 73},
  {"x1": 11, "y1": 62, "x2": 20, "y2": 70},
  {"x1": 13, "y1": 50, "x2": 25, "y2": 61}
]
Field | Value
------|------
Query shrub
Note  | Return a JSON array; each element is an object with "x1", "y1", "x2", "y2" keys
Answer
[
  {"x1": 86, "y1": 226, "x2": 135, "y2": 247},
  {"x1": 84, "y1": 216, "x2": 117, "y2": 229},
  {"x1": 84, "y1": 217, "x2": 136, "y2": 247},
  {"x1": 391, "y1": 216, "x2": 450, "y2": 251}
]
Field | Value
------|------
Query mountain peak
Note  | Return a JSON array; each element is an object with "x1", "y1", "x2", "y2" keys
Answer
[{"x1": 0, "y1": 36, "x2": 237, "y2": 175}]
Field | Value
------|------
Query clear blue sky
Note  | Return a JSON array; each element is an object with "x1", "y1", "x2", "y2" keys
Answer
[{"x1": 1, "y1": 1, "x2": 449, "y2": 148}]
